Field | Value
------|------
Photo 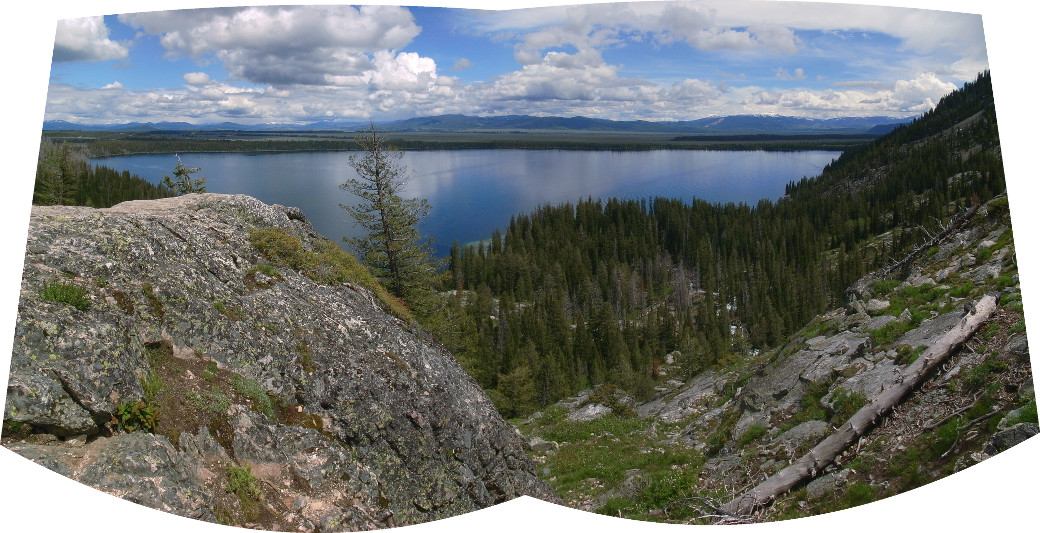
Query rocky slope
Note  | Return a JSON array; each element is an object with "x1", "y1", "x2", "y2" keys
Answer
[
  {"x1": 517, "y1": 194, "x2": 1035, "y2": 522},
  {"x1": 2, "y1": 193, "x2": 558, "y2": 531}
]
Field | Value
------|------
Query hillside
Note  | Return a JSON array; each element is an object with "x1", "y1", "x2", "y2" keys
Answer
[
  {"x1": 2, "y1": 194, "x2": 558, "y2": 530},
  {"x1": 435, "y1": 71, "x2": 1034, "y2": 521},
  {"x1": 515, "y1": 193, "x2": 1035, "y2": 522}
]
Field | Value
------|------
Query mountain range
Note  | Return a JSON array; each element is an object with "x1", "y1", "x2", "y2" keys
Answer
[{"x1": 42, "y1": 114, "x2": 911, "y2": 136}]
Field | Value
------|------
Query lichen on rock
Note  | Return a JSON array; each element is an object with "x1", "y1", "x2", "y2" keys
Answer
[{"x1": 3, "y1": 193, "x2": 558, "y2": 530}]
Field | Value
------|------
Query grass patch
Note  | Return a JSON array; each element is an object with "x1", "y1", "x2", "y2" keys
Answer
[
  {"x1": 894, "y1": 344, "x2": 926, "y2": 365},
  {"x1": 230, "y1": 374, "x2": 275, "y2": 418},
  {"x1": 249, "y1": 227, "x2": 412, "y2": 322},
  {"x1": 1006, "y1": 400, "x2": 1038, "y2": 426},
  {"x1": 187, "y1": 387, "x2": 231, "y2": 415},
  {"x1": 536, "y1": 414, "x2": 705, "y2": 516},
  {"x1": 870, "y1": 320, "x2": 915, "y2": 346},
  {"x1": 950, "y1": 281, "x2": 974, "y2": 298},
  {"x1": 38, "y1": 280, "x2": 90, "y2": 311},
  {"x1": 962, "y1": 354, "x2": 1008, "y2": 391},
  {"x1": 786, "y1": 380, "x2": 831, "y2": 428},
  {"x1": 837, "y1": 482, "x2": 877, "y2": 510}
]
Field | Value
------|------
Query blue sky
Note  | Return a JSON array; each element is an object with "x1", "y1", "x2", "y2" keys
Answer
[{"x1": 41, "y1": 0, "x2": 992, "y2": 124}]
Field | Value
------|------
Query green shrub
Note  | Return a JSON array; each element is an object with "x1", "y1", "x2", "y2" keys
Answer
[
  {"x1": 950, "y1": 282, "x2": 974, "y2": 298},
  {"x1": 829, "y1": 387, "x2": 867, "y2": 425},
  {"x1": 226, "y1": 463, "x2": 262, "y2": 522},
  {"x1": 249, "y1": 227, "x2": 412, "y2": 322},
  {"x1": 739, "y1": 424, "x2": 769, "y2": 445},
  {"x1": 38, "y1": 281, "x2": 90, "y2": 311},
  {"x1": 116, "y1": 400, "x2": 158, "y2": 432},
  {"x1": 872, "y1": 279, "x2": 901, "y2": 295},
  {"x1": 963, "y1": 355, "x2": 1008, "y2": 391},
  {"x1": 202, "y1": 361, "x2": 218, "y2": 381},
  {"x1": 927, "y1": 419, "x2": 961, "y2": 460}
]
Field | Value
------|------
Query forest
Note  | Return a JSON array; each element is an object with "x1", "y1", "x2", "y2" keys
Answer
[
  {"x1": 32, "y1": 139, "x2": 173, "y2": 207},
  {"x1": 43, "y1": 129, "x2": 872, "y2": 156},
  {"x1": 431, "y1": 72, "x2": 1005, "y2": 417}
]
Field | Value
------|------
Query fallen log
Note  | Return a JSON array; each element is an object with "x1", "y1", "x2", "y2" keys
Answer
[{"x1": 719, "y1": 293, "x2": 998, "y2": 518}]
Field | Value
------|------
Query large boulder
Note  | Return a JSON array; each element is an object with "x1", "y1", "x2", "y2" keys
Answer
[{"x1": 3, "y1": 194, "x2": 558, "y2": 530}]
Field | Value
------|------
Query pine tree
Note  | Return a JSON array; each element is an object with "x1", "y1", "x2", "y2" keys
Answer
[
  {"x1": 341, "y1": 125, "x2": 438, "y2": 313},
  {"x1": 162, "y1": 155, "x2": 207, "y2": 195},
  {"x1": 35, "y1": 139, "x2": 86, "y2": 205}
]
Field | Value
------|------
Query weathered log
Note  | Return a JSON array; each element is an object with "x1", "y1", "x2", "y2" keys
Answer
[{"x1": 719, "y1": 293, "x2": 998, "y2": 518}]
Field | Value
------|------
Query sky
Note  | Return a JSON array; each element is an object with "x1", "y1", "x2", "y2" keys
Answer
[
  {"x1": 42, "y1": 0, "x2": 993, "y2": 125},
  {"x1": 3, "y1": 2, "x2": 1040, "y2": 533}
]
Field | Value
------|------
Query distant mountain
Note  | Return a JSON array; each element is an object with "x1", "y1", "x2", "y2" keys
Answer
[
  {"x1": 380, "y1": 114, "x2": 910, "y2": 135},
  {"x1": 43, "y1": 114, "x2": 910, "y2": 135}
]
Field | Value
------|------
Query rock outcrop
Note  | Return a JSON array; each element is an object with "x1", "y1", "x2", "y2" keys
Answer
[{"x1": 2, "y1": 194, "x2": 558, "y2": 530}]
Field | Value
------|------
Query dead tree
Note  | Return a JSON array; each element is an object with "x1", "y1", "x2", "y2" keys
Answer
[{"x1": 720, "y1": 293, "x2": 998, "y2": 518}]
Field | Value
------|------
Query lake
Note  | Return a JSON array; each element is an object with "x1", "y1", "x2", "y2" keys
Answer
[{"x1": 91, "y1": 149, "x2": 840, "y2": 257}]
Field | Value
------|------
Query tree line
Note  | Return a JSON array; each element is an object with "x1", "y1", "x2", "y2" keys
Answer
[{"x1": 34, "y1": 139, "x2": 173, "y2": 207}]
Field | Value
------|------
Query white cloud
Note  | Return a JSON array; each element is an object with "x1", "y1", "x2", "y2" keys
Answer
[
  {"x1": 42, "y1": 2, "x2": 987, "y2": 124},
  {"x1": 119, "y1": 5, "x2": 423, "y2": 87},
  {"x1": 775, "y1": 67, "x2": 807, "y2": 81},
  {"x1": 101, "y1": 81, "x2": 122, "y2": 90},
  {"x1": 52, "y1": 16, "x2": 129, "y2": 63},
  {"x1": 183, "y1": 72, "x2": 211, "y2": 85},
  {"x1": 708, "y1": 0, "x2": 986, "y2": 60},
  {"x1": 731, "y1": 72, "x2": 958, "y2": 117},
  {"x1": 479, "y1": 1, "x2": 803, "y2": 61}
]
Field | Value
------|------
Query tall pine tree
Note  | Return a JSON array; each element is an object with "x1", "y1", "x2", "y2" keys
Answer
[{"x1": 341, "y1": 125, "x2": 438, "y2": 314}]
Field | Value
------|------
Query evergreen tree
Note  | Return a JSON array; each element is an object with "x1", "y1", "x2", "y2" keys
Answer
[
  {"x1": 35, "y1": 139, "x2": 86, "y2": 205},
  {"x1": 341, "y1": 125, "x2": 438, "y2": 313},
  {"x1": 162, "y1": 155, "x2": 207, "y2": 195}
]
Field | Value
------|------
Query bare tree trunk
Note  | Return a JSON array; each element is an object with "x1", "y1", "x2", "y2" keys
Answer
[{"x1": 720, "y1": 293, "x2": 998, "y2": 518}]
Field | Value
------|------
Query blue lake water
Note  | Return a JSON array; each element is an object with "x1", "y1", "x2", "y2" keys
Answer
[{"x1": 92, "y1": 149, "x2": 840, "y2": 257}]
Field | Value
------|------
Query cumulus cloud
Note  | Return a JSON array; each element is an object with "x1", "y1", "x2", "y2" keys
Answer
[
  {"x1": 732, "y1": 72, "x2": 958, "y2": 117},
  {"x1": 183, "y1": 72, "x2": 212, "y2": 85},
  {"x1": 482, "y1": 1, "x2": 802, "y2": 64},
  {"x1": 43, "y1": 2, "x2": 984, "y2": 124},
  {"x1": 52, "y1": 16, "x2": 129, "y2": 63},
  {"x1": 119, "y1": 5, "x2": 423, "y2": 87}
]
